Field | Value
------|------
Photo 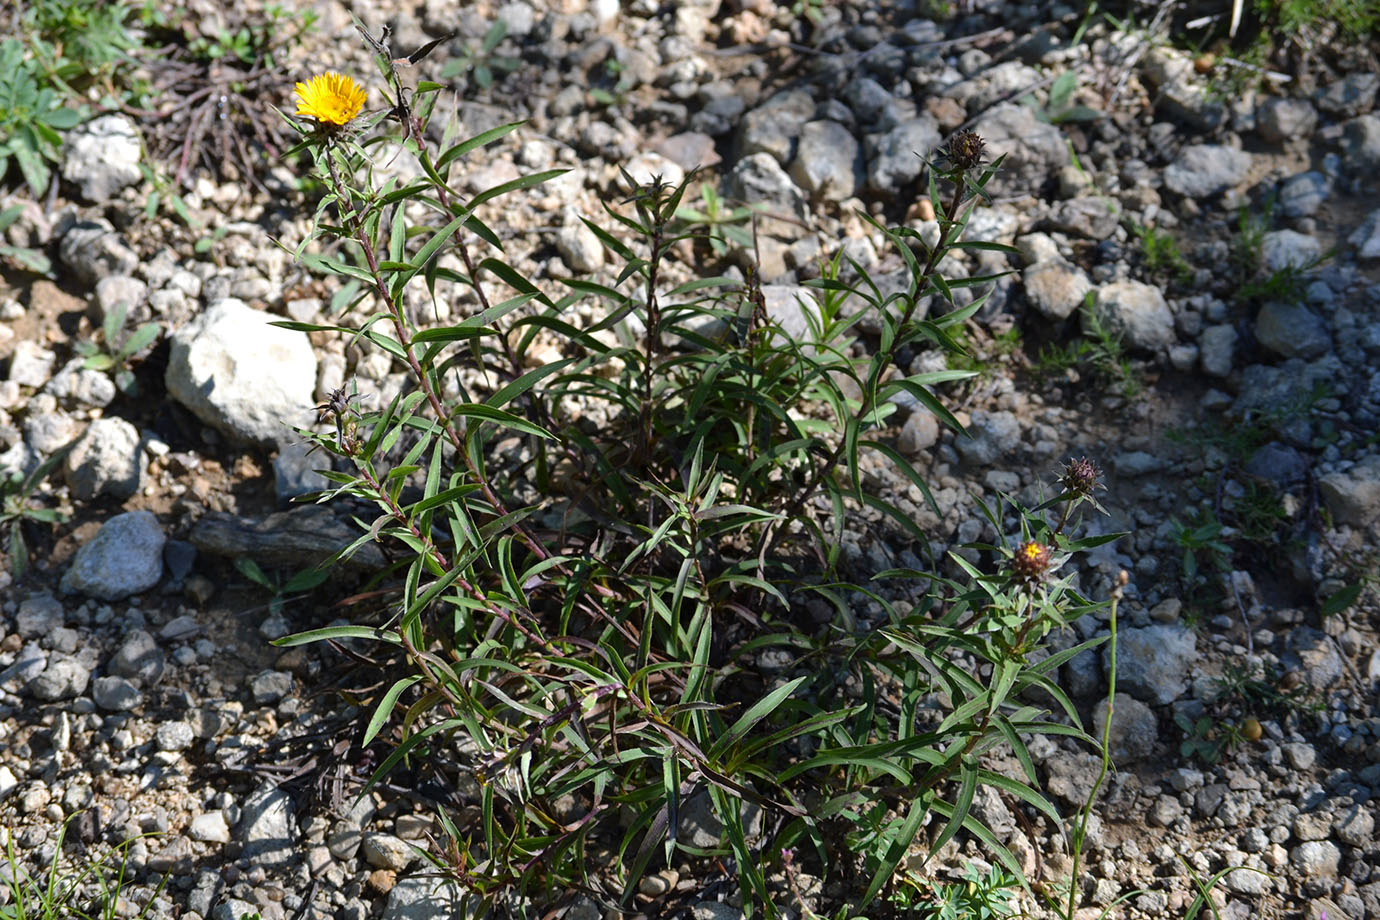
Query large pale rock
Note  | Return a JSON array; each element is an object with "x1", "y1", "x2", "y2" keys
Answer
[
  {"x1": 238, "y1": 782, "x2": 298, "y2": 867},
  {"x1": 1024, "y1": 260, "x2": 1092, "y2": 320},
  {"x1": 61, "y1": 115, "x2": 142, "y2": 203},
  {"x1": 165, "y1": 299, "x2": 317, "y2": 446},
  {"x1": 1319, "y1": 455, "x2": 1380, "y2": 528},
  {"x1": 1089, "y1": 281, "x2": 1175, "y2": 351}
]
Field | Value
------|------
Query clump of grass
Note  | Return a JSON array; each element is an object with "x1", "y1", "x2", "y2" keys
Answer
[
  {"x1": 948, "y1": 322, "x2": 1024, "y2": 382},
  {"x1": 1033, "y1": 295, "x2": 1140, "y2": 398},
  {"x1": 0, "y1": 815, "x2": 169, "y2": 920},
  {"x1": 1133, "y1": 223, "x2": 1192, "y2": 285}
]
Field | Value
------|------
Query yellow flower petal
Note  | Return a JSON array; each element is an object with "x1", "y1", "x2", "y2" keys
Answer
[{"x1": 294, "y1": 72, "x2": 367, "y2": 127}]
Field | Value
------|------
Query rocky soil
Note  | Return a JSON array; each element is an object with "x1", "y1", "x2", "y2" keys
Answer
[{"x1": 1, "y1": 1, "x2": 1379, "y2": 919}]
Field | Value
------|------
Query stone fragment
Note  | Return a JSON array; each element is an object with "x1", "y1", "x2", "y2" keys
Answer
[
  {"x1": 1292, "y1": 841, "x2": 1341, "y2": 880},
  {"x1": 899, "y1": 410, "x2": 939, "y2": 455},
  {"x1": 63, "y1": 417, "x2": 145, "y2": 501},
  {"x1": 954, "y1": 410, "x2": 1021, "y2": 467},
  {"x1": 59, "y1": 220, "x2": 138, "y2": 285},
  {"x1": 1254, "y1": 301, "x2": 1330, "y2": 360},
  {"x1": 15, "y1": 594, "x2": 63, "y2": 637},
  {"x1": 1163, "y1": 144, "x2": 1251, "y2": 198},
  {"x1": 7, "y1": 341, "x2": 55, "y2": 388},
  {"x1": 865, "y1": 116, "x2": 942, "y2": 193},
  {"x1": 1278, "y1": 171, "x2": 1329, "y2": 218},
  {"x1": 1047, "y1": 197, "x2": 1120, "y2": 240},
  {"x1": 739, "y1": 90, "x2": 815, "y2": 164},
  {"x1": 1198, "y1": 324, "x2": 1237, "y2": 377},
  {"x1": 1260, "y1": 230, "x2": 1322, "y2": 272},
  {"x1": 381, "y1": 875, "x2": 468, "y2": 920},
  {"x1": 238, "y1": 783, "x2": 298, "y2": 867},
  {"x1": 1023, "y1": 260, "x2": 1092, "y2": 320},
  {"x1": 362, "y1": 833, "x2": 417, "y2": 871},
  {"x1": 679, "y1": 790, "x2": 762, "y2": 848},
  {"x1": 729, "y1": 153, "x2": 807, "y2": 218},
  {"x1": 789, "y1": 120, "x2": 861, "y2": 200},
  {"x1": 1255, "y1": 97, "x2": 1318, "y2": 145},
  {"x1": 1093, "y1": 693, "x2": 1158, "y2": 761},
  {"x1": 27, "y1": 657, "x2": 91, "y2": 702},
  {"x1": 1342, "y1": 114, "x2": 1380, "y2": 173},
  {"x1": 973, "y1": 104, "x2": 1069, "y2": 196},
  {"x1": 555, "y1": 221, "x2": 604, "y2": 273},
  {"x1": 1349, "y1": 208, "x2": 1380, "y2": 261},
  {"x1": 60, "y1": 511, "x2": 165, "y2": 601},
  {"x1": 1315, "y1": 73, "x2": 1379, "y2": 117},
  {"x1": 92, "y1": 675, "x2": 142, "y2": 711},
  {"x1": 1106, "y1": 625, "x2": 1196, "y2": 704}
]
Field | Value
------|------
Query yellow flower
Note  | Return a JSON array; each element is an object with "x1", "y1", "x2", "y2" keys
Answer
[{"x1": 294, "y1": 72, "x2": 366, "y2": 127}]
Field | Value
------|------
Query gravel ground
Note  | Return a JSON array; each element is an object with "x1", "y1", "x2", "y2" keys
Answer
[{"x1": 1, "y1": 1, "x2": 1379, "y2": 918}]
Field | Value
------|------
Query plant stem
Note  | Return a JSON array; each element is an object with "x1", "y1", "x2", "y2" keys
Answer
[
  {"x1": 324, "y1": 140, "x2": 556, "y2": 567},
  {"x1": 1063, "y1": 570, "x2": 1125, "y2": 920},
  {"x1": 759, "y1": 169, "x2": 972, "y2": 562}
]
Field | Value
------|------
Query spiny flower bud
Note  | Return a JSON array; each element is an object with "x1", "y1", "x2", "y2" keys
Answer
[
  {"x1": 943, "y1": 129, "x2": 987, "y2": 171},
  {"x1": 1059, "y1": 456, "x2": 1102, "y2": 498},
  {"x1": 1012, "y1": 540, "x2": 1052, "y2": 583}
]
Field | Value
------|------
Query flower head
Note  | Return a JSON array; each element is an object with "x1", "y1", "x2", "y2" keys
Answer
[
  {"x1": 294, "y1": 72, "x2": 366, "y2": 127},
  {"x1": 1012, "y1": 540, "x2": 1052, "y2": 584}
]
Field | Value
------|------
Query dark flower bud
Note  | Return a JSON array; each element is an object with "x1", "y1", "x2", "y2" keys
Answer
[
  {"x1": 1059, "y1": 456, "x2": 1102, "y2": 498},
  {"x1": 942, "y1": 130, "x2": 987, "y2": 171}
]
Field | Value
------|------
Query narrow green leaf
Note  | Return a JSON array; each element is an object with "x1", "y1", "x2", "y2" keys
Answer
[
  {"x1": 435, "y1": 121, "x2": 525, "y2": 172},
  {"x1": 363, "y1": 676, "x2": 423, "y2": 746}
]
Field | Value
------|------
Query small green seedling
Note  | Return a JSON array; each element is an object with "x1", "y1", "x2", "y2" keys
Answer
[
  {"x1": 234, "y1": 556, "x2": 330, "y2": 618},
  {"x1": 675, "y1": 181, "x2": 758, "y2": 256},
  {"x1": 74, "y1": 301, "x2": 161, "y2": 396},
  {"x1": 1, "y1": 446, "x2": 69, "y2": 578},
  {"x1": 0, "y1": 204, "x2": 51, "y2": 274}
]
